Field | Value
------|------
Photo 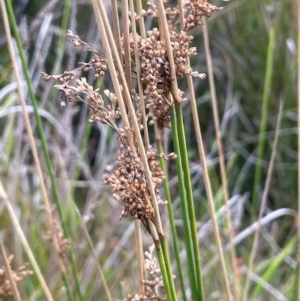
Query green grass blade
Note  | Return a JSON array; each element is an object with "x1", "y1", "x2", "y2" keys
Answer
[
  {"x1": 252, "y1": 27, "x2": 276, "y2": 213},
  {"x1": 252, "y1": 235, "x2": 296, "y2": 297}
]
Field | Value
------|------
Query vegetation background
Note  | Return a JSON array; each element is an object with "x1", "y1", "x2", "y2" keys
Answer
[{"x1": 0, "y1": 0, "x2": 298, "y2": 300}]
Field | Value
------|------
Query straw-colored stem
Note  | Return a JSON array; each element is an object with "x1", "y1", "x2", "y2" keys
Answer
[
  {"x1": 129, "y1": 0, "x2": 150, "y2": 148},
  {"x1": 242, "y1": 102, "x2": 283, "y2": 301},
  {"x1": 202, "y1": 18, "x2": 240, "y2": 299},
  {"x1": 155, "y1": 0, "x2": 181, "y2": 104},
  {"x1": 136, "y1": 0, "x2": 146, "y2": 39},
  {"x1": 110, "y1": 0, "x2": 122, "y2": 60},
  {"x1": 92, "y1": 0, "x2": 163, "y2": 237},
  {"x1": 121, "y1": 0, "x2": 132, "y2": 88},
  {"x1": 134, "y1": 220, "x2": 145, "y2": 295},
  {"x1": 252, "y1": 27, "x2": 276, "y2": 213},
  {"x1": 0, "y1": 183, "x2": 54, "y2": 301},
  {"x1": 128, "y1": 1, "x2": 149, "y2": 293},
  {"x1": 0, "y1": 243, "x2": 22, "y2": 301}
]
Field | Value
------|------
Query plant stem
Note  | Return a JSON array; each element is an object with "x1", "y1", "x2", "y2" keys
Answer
[
  {"x1": 157, "y1": 140, "x2": 187, "y2": 301},
  {"x1": 202, "y1": 18, "x2": 240, "y2": 299},
  {"x1": 252, "y1": 27, "x2": 276, "y2": 214},
  {"x1": 155, "y1": 242, "x2": 177, "y2": 301},
  {"x1": 174, "y1": 104, "x2": 206, "y2": 300},
  {"x1": 243, "y1": 102, "x2": 283, "y2": 301},
  {"x1": 170, "y1": 106, "x2": 202, "y2": 301}
]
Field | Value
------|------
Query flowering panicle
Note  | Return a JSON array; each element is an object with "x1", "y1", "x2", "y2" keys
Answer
[
  {"x1": 129, "y1": 28, "x2": 205, "y2": 128},
  {"x1": 104, "y1": 134, "x2": 166, "y2": 232},
  {"x1": 0, "y1": 255, "x2": 32, "y2": 298},
  {"x1": 122, "y1": 245, "x2": 173, "y2": 301},
  {"x1": 184, "y1": 0, "x2": 222, "y2": 31}
]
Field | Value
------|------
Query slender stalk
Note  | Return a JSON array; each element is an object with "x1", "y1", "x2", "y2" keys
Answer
[
  {"x1": 155, "y1": 242, "x2": 176, "y2": 301},
  {"x1": 155, "y1": 0, "x2": 181, "y2": 104},
  {"x1": 252, "y1": 27, "x2": 276, "y2": 213},
  {"x1": 110, "y1": 0, "x2": 122, "y2": 60},
  {"x1": 170, "y1": 106, "x2": 201, "y2": 301},
  {"x1": 157, "y1": 139, "x2": 187, "y2": 301},
  {"x1": 130, "y1": 0, "x2": 149, "y2": 147},
  {"x1": 202, "y1": 18, "x2": 240, "y2": 299},
  {"x1": 134, "y1": 220, "x2": 145, "y2": 295},
  {"x1": 242, "y1": 102, "x2": 283, "y2": 301},
  {"x1": 3, "y1": 2, "x2": 83, "y2": 299},
  {"x1": 121, "y1": 0, "x2": 132, "y2": 88},
  {"x1": 175, "y1": 104, "x2": 207, "y2": 299},
  {"x1": 297, "y1": 0, "x2": 300, "y2": 298},
  {"x1": 0, "y1": 243, "x2": 22, "y2": 301},
  {"x1": 159, "y1": 238, "x2": 178, "y2": 301},
  {"x1": 175, "y1": 102, "x2": 233, "y2": 301}
]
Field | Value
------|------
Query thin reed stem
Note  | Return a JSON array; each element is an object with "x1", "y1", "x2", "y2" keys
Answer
[
  {"x1": 202, "y1": 18, "x2": 240, "y2": 299},
  {"x1": 155, "y1": 242, "x2": 176, "y2": 301},
  {"x1": 242, "y1": 101, "x2": 283, "y2": 301},
  {"x1": 110, "y1": 0, "x2": 122, "y2": 60},
  {"x1": 121, "y1": 0, "x2": 132, "y2": 88},
  {"x1": 157, "y1": 139, "x2": 187, "y2": 301},
  {"x1": 174, "y1": 103, "x2": 233, "y2": 301},
  {"x1": 129, "y1": 0, "x2": 150, "y2": 148},
  {"x1": 0, "y1": 243, "x2": 22, "y2": 301},
  {"x1": 170, "y1": 106, "x2": 201, "y2": 301},
  {"x1": 155, "y1": 0, "x2": 181, "y2": 104}
]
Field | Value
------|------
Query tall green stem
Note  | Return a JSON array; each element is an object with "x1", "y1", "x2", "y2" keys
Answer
[
  {"x1": 174, "y1": 104, "x2": 205, "y2": 300},
  {"x1": 252, "y1": 28, "x2": 276, "y2": 213},
  {"x1": 157, "y1": 141, "x2": 187, "y2": 301},
  {"x1": 171, "y1": 106, "x2": 205, "y2": 301}
]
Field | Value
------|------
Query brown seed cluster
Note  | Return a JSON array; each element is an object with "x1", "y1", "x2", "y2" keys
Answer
[
  {"x1": 184, "y1": 0, "x2": 222, "y2": 31},
  {"x1": 130, "y1": 29, "x2": 205, "y2": 128},
  {"x1": 44, "y1": 219, "x2": 70, "y2": 261},
  {"x1": 105, "y1": 134, "x2": 165, "y2": 230},
  {"x1": 46, "y1": 77, "x2": 120, "y2": 130},
  {"x1": 41, "y1": 30, "x2": 107, "y2": 103},
  {"x1": 0, "y1": 255, "x2": 33, "y2": 297},
  {"x1": 122, "y1": 245, "x2": 171, "y2": 301}
]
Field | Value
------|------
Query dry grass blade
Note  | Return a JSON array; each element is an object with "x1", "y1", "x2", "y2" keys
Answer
[
  {"x1": 242, "y1": 102, "x2": 283, "y2": 301},
  {"x1": 202, "y1": 17, "x2": 240, "y2": 299}
]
